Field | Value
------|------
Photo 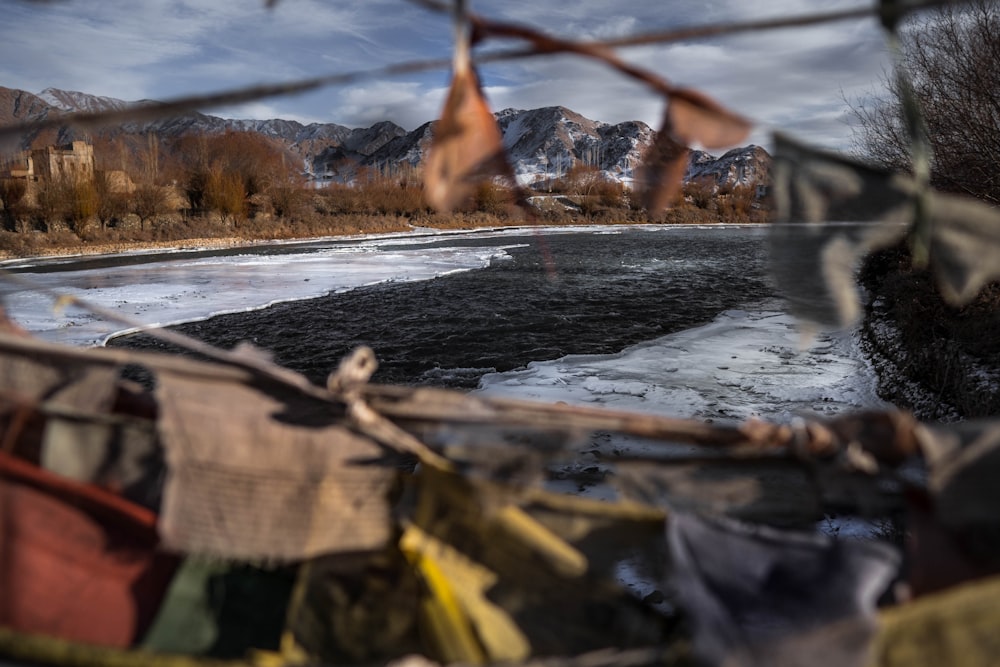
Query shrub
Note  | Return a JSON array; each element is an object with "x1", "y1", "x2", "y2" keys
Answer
[
  {"x1": 0, "y1": 178, "x2": 27, "y2": 210},
  {"x1": 659, "y1": 205, "x2": 719, "y2": 225},
  {"x1": 34, "y1": 180, "x2": 68, "y2": 227},
  {"x1": 184, "y1": 170, "x2": 208, "y2": 212},
  {"x1": 170, "y1": 131, "x2": 299, "y2": 214},
  {"x1": 683, "y1": 181, "x2": 716, "y2": 210},
  {"x1": 0, "y1": 230, "x2": 35, "y2": 256},
  {"x1": 318, "y1": 180, "x2": 427, "y2": 217},
  {"x1": 0, "y1": 178, "x2": 28, "y2": 231},
  {"x1": 270, "y1": 185, "x2": 307, "y2": 219},
  {"x1": 595, "y1": 180, "x2": 627, "y2": 208},
  {"x1": 849, "y1": 0, "x2": 1000, "y2": 205},
  {"x1": 717, "y1": 185, "x2": 756, "y2": 222},
  {"x1": 471, "y1": 181, "x2": 513, "y2": 216}
]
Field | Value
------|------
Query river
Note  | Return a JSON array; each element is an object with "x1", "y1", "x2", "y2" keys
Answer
[{"x1": 2, "y1": 224, "x2": 886, "y2": 425}]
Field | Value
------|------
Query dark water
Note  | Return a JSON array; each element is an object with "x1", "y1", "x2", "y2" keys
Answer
[{"x1": 111, "y1": 227, "x2": 776, "y2": 388}]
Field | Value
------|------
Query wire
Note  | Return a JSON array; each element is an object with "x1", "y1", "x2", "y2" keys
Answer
[{"x1": 0, "y1": 0, "x2": 960, "y2": 146}]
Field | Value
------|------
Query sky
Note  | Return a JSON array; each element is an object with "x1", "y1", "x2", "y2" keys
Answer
[{"x1": 0, "y1": 0, "x2": 895, "y2": 151}]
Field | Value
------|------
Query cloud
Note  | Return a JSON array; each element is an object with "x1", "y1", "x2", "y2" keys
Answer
[
  {"x1": 0, "y1": 0, "x2": 438, "y2": 99},
  {"x1": 0, "y1": 0, "x2": 893, "y2": 149},
  {"x1": 0, "y1": 1, "x2": 202, "y2": 99},
  {"x1": 213, "y1": 101, "x2": 322, "y2": 125},
  {"x1": 481, "y1": 56, "x2": 665, "y2": 127},
  {"x1": 334, "y1": 80, "x2": 447, "y2": 129},
  {"x1": 474, "y1": 2, "x2": 891, "y2": 149}
]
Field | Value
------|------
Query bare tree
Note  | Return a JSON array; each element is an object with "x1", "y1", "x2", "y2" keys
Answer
[
  {"x1": 850, "y1": 0, "x2": 1000, "y2": 205},
  {"x1": 205, "y1": 168, "x2": 247, "y2": 224},
  {"x1": 66, "y1": 180, "x2": 99, "y2": 234},
  {"x1": 131, "y1": 184, "x2": 169, "y2": 230},
  {"x1": 94, "y1": 171, "x2": 128, "y2": 230}
]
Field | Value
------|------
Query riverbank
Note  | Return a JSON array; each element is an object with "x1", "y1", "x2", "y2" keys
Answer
[
  {"x1": 858, "y1": 243, "x2": 1000, "y2": 421},
  {"x1": 0, "y1": 217, "x2": 629, "y2": 264},
  {"x1": 0, "y1": 216, "x2": 584, "y2": 262},
  {"x1": 0, "y1": 236, "x2": 275, "y2": 262},
  {"x1": 0, "y1": 211, "x2": 422, "y2": 261},
  {"x1": 0, "y1": 190, "x2": 766, "y2": 262}
]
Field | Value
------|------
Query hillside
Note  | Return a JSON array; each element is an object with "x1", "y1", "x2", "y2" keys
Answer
[{"x1": 0, "y1": 85, "x2": 770, "y2": 190}]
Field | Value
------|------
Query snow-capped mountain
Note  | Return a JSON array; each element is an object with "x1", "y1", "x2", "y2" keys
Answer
[
  {"x1": 686, "y1": 145, "x2": 770, "y2": 189},
  {"x1": 1, "y1": 86, "x2": 770, "y2": 190},
  {"x1": 494, "y1": 106, "x2": 655, "y2": 186}
]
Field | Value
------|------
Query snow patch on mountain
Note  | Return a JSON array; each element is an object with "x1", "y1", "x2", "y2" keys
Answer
[{"x1": 38, "y1": 87, "x2": 132, "y2": 115}]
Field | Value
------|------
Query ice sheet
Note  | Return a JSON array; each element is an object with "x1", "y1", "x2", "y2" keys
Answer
[{"x1": 475, "y1": 308, "x2": 887, "y2": 424}]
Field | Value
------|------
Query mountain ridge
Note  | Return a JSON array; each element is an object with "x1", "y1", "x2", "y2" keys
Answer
[{"x1": 0, "y1": 86, "x2": 769, "y2": 190}]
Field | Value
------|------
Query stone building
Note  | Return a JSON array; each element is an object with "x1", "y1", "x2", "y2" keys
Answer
[
  {"x1": 1, "y1": 141, "x2": 133, "y2": 209},
  {"x1": 30, "y1": 141, "x2": 95, "y2": 184},
  {"x1": 1, "y1": 141, "x2": 96, "y2": 184}
]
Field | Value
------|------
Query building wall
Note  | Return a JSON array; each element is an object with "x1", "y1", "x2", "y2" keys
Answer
[
  {"x1": 98, "y1": 169, "x2": 135, "y2": 194},
  {"x1": 30, "y1": 141, "x2": 95, "y2": 184},
  {"x1": 1, "y1": 142, "x2": 100, "y2": 209}
]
